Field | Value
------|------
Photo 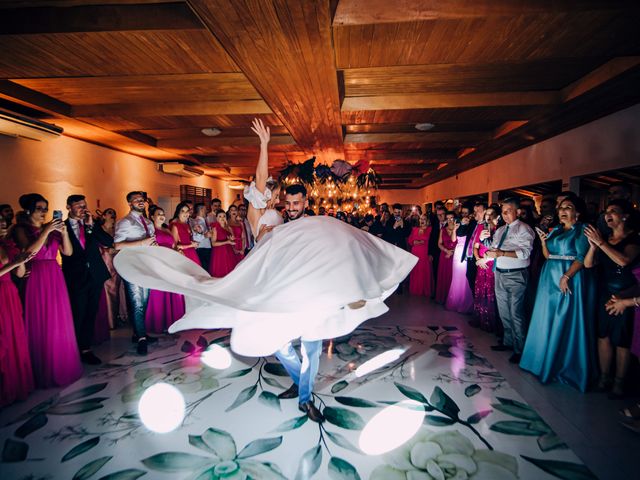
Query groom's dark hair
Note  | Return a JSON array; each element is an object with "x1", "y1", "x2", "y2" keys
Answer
[{"x1": 285, "y1": 184, "x2": 307, "y2": 198}]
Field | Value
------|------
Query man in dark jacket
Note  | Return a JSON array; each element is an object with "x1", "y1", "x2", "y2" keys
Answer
[{"x1": 62, "y1": 194, "x2": 113, "y2": 364}]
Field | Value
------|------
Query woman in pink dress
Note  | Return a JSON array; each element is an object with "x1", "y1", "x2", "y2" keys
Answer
[
  {"x1": 0, "y1": 215, "x2": 35, "y2": 407},
  {"x1": 145, "y1": 206, "x2": 186, "y2": 333},
  {"x1": 407, "y1": 214, "x2": 433, "y2": 297},
  {"x1": 445, "y1": 216, "x2": 475, "y2": 313},
  {"x1": 170, "y1": 201, "x2": 201, "y2": 266},
  {"x1": 227, "y1": 205, "x2": 247, "y2": 262},
  {"x1": 435, "y1": 212, "x2": 457, "y2": 304},
  {"x1": 210, "y1": 210, "x2": 238, "y2": 277},
  {"x1": 473, "y1": 208, "x2": 501, "y2": 332},
  {"x1": 13, "y1": 193, "x2": 82, "y2": 388}
]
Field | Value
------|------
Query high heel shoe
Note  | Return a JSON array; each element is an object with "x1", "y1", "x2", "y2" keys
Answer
[{"x1": 608, "y1": 377, "x2": 625, "y2": 399}]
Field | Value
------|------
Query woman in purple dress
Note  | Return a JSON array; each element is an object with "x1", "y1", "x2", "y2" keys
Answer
[
  {"x1": 435, "y1": 212, "x2": 457, "y2": 304},
  {"x1": 0, "y1": 215, "x2": 34, "y2": 406},
  {"x1": 145, "y1": 206, "x2": 186, "y2": 333},
  {"x1": 210, "y1": 210, "x2": 238, "y2": 278},
  {"x1": 170, "y1": 201, "x2": 201, "y2": 266},
  {"x1": 473, "y1": 208, "x2": 501, "y2": 332},
  {"x1": 13, "y1": 193, "x2": 82, "y2": 388},
  {"x1": 446, "y1": 215, "x2": 474, "y2": 313}
]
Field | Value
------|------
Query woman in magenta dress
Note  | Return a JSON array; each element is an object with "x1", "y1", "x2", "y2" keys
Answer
[
  {"x1": 145, "y1": 206, "x2": 186, "y2": 333},
  {"x1": 0, "y1": 215, "x2": 35, "y2": 407},
  {"x1": 473, "y1": 208, "x2": 501, "y2": 332},
  {"x1": 210, "y1": 210, "x2": 238, "y2": 277},
  {"x1": 170, "y1": 201, "x2": 201, "y2": 266},
  {"x1": 13, "y1": 193, "x2": 82, "y2": 388},
  {"x1": 227, "y1": 205, "x2": 247, "y2": 262},
  {"x1": 407, "y1": 214, "x2": 433, "y2": 297},
  {"x1": 435, "y1": 212, "x2": 457, "y2": 304}
]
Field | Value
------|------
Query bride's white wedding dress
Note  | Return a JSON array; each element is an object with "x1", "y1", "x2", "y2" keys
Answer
[{"x1": 114, "y1": 214, "x2": 417, "y2": 356}]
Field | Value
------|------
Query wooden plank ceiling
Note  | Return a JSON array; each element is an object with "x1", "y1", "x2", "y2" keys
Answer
[{"x1": 1, "y1": 0, "x2": 639, "y2": 189}]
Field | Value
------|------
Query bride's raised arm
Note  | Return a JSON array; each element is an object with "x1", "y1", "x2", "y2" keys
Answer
[{"x1": 251, "y1": 118, "x2": 270, "y2": 194}]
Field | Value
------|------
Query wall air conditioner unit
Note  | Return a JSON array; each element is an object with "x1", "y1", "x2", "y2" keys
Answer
[
  {"x1": 0, "y1": 111, "x2": 63, "y2": 141},
  {"x1": 159, "y1": 162, "x2": 204, "y2": 178}
]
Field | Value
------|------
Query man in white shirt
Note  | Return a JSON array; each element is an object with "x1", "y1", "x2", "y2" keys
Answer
[
  {"x1": 114, "y1": 191, "x2": 157, "y2": 355},
  {"x1": 190, "y1": 202, "x2": 212, "y2": 267},
  {"x1": 484, "y1": 198, "x2": 535, "y2": 364},
  {"x1": 206, "y1": 197, "x2": 222, "y2": 226}
]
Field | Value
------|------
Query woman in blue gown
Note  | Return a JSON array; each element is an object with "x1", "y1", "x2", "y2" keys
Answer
[{"x1": 520, "y1": 194, "x2": 596, "y2": 392}]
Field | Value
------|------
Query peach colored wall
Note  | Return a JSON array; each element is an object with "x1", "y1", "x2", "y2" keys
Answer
[
  {"x1": 0, "y1": 135, "x2": 232, "y2": 216},
  {"x1": 419, "y1": 103, "x2": 640, "y2": 203},
  {"x1": 377, "y1": 104, "x2": 640, "y2": 206}
]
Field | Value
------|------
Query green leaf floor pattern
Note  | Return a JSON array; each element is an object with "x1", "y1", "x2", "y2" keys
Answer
[{"x1": 0, "y1": 327, "x2": 594, "y2": 479}]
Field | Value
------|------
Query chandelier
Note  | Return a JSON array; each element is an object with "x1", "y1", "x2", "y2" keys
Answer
[{"x1": 279, "y1": 158, "x2": 381, "y2": 213}]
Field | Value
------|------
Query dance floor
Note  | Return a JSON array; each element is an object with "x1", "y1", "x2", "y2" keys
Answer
[{"x1": 1, "y1": 296, "x2": 636, "y2": 480}]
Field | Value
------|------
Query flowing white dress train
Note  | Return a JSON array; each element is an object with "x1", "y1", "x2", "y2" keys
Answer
[{"x1": 114, "y1": 216, "x2": 417, "y2": 356}]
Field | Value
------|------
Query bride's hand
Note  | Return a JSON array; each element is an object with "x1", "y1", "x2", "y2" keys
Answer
[{"x1": 251, "y1": 118, "x2": 270, "y2": 144}]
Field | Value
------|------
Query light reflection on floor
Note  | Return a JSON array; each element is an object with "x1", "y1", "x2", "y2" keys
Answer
[{"x1": 0, "y1": 315, "x2": 595, "y2": 480}]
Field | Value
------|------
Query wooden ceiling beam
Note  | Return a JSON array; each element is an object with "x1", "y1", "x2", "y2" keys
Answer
[
  {"x1": 358, "y1": 149, "x2": 458, "y2": 161},
  {"x1": 157, "y1": 135, "x2": 296, "y2": 149},
  {"x1": 0, "y1": 2, "x2": 203, "y2": 35},
  {"x1": 0, "y1": 80, "x2": 71, "y2": 117},
  {"x1": 561, "y1": 56, "x2": 640, "y2": 102},
  {"x1": 342, "y1": 92, "x2": 559, "y2": 111},
  {"x1": 345, "y1": 132, "x2": 488, "y2": 144},
  {"x1": 333, "y1": 0, "x2": 629, "y2": 26},
  {"x1": 72, "y1": 100, "x2": 272, "y2": 117}
]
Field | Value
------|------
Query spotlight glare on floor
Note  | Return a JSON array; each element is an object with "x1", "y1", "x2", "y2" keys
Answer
[
  {"x1": 201, "y1": 344, "x2": 232, "y2": 370},
  {"x1": 355, "y1": 348, "x2": 407, "y2": 377},
  {"x1": 138, "y1": 383, "x2": 185, "y2": 433},
  {"x1": 359, "y1": 400, "x2": 424, "y2": 455}
]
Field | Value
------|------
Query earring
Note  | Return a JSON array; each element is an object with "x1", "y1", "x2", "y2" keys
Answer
[{"x1": 622, "y1": 217, "x2": 627, "y2": 222}]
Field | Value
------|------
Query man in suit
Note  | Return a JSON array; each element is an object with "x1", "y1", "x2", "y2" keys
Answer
[
  {"x1": 62, "y1": 194, "x2": 113, "y2": 364},
  {"x1": 429, "y1": 204, "x2": 447, "y2": 295},
  {"x1": 458, "y1": 202, "x2": 487, "y2": 303}
]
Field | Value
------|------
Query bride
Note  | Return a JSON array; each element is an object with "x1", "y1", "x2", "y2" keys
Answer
[{"x1": 114, "y1": 119, "x2": 417, "y2": 357}]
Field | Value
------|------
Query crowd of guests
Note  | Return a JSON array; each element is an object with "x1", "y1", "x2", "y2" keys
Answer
[{"x1": 2, "y1": 183, "x2": 640, "y2": 434}]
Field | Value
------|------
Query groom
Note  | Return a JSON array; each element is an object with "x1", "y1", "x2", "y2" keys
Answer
[{"x1": 273, "y1": 183, "x2": 325, "y2": 423}]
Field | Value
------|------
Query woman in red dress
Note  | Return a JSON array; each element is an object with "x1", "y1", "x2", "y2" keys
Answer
[
  {"x1": 434, "y1": 212, "x2": 458, "y2": 304},
  {"x1": 170, "y1": 201, "x2": 201, "y2": 266},
  {"x1": 227, "y1": 205, "x2": 247, "y2": 262},
  {"x1": 210, "y1": 210, "x2": 238, "y2": 277},
  {"x1": 407, "y1": 214, "x2": 434, "y2": 297}
]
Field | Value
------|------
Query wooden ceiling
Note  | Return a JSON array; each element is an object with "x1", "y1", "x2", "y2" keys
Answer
[{"x1": 1, "y1": 0, "x2": 639, "y2": 189}]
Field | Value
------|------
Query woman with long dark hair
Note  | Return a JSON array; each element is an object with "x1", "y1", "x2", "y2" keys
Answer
[{"x1": 170, "y1": 201, "x2": 201, "y2": 266}]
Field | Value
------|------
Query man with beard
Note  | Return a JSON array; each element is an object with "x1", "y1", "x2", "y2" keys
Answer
[
  {"x1": 114, "y1": 191, "x2": 158, "y2": 355},
  {"x1": 62, "y1": 194, "x2": 113, "y2": 364},
  {"x1": 273, "y1": 183, "x2": 325, "y2": 423}
]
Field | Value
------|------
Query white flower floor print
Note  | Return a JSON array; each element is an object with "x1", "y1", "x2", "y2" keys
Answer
[{"x1": 0, "y1": 326, "x2": 596, "y2": 480}]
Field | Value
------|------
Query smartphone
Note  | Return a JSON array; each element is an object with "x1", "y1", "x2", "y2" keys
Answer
[
  {"x1": 53, "y1": 210, "x2": 63, "y2": 221},
  {"x1": 484, "y1": 222, "x2": 490, "y2": 231}
]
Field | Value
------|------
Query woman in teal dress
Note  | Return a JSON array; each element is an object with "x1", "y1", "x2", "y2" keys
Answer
[{"x1": 520, "y1": 194, "x2": 596, "y2": 392}]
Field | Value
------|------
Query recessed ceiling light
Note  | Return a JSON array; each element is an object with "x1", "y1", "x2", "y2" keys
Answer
[
  {"x1": 201, "y1": 127, "x2": 222, "y2": 137},
  {"x1": 415, "y1": 123, "x2": 435, "y2": 131}
]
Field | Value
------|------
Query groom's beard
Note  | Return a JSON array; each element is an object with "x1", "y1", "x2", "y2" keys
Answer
[{"x1": 287, "y1": 209, "x2": 304, "y2": 221}]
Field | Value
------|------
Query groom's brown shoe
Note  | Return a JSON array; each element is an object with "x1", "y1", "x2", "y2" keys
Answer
[
  {"x1": 278, "y1": 383, "x2": 299, "y2": 399},
  {"x1": 299, "y1": 401, "x2": 325, "y2": 423}
]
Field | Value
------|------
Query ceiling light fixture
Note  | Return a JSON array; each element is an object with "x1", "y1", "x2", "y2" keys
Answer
[
  {"x1": 201, "y1": 127, "x2": 222, "y2": 137},
  {"x1": 415, "y1": 123, "x2": 435, "y2": 131}
]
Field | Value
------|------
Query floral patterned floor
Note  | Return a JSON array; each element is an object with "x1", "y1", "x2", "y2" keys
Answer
[{"x1": 0, "y1": 326, "x2": 596, "y2": 480}]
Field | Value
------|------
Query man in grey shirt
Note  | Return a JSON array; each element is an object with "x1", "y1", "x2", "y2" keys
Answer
[
  {"x1": 114, "y1": 191, "x2": 157, "y2": 355},
  {"x1": 484, "y1": 197, "x2": 535, "y2": 364}
]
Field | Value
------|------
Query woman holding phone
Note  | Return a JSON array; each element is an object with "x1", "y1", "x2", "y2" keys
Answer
[
  {"x1": 520, "y1": 194, "x2": 595, "y2": 392},
  {"x1": 472, "y1": 208, "x2": 501, "y2": 333},
  {"x1": 12, "y1": 193, "x2": 82, "y2": 388}
]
